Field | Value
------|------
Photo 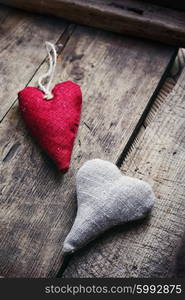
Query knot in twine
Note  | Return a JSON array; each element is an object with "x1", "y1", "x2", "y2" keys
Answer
[{"x1": 38, "y1": 41, "x2": 57, "y2": 100}]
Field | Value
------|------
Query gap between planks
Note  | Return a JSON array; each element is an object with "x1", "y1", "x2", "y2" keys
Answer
[
  {"x1": 56, "y1": 54, "x2": 178, "y2": 277},
  {"x1": 62, "y1": 64, "x2": 185, "y2": 278},
  {"x1": 116, "y1": 51, "x2": 177, "y2": 168},
  {"x1": 0, "y1": 18, "x2": 177, "y2": 277}
]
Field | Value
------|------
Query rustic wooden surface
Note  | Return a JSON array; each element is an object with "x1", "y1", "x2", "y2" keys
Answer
[
  {"x1": 0, "y1": 5, "x2": 68, "y2": 121},
  {"x1": 1, "y1": 0, "x2": 185, "y2": 47},
  {"x1": 62, "y1": 73, "x2": 185, "y2": 278},
  {"x1": 0, "y1": 5, "x2": 177, "y2": 277}
]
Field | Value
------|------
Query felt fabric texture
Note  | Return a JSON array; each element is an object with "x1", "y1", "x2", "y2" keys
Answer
[
  {"x1": 63, "y1": 159, "x2": 155, "y2": 254},
  {"x1": 18, "y1": 81, "x2": 82, "y2": 172}
]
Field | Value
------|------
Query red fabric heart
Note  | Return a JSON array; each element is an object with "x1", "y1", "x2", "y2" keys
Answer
[{"x1": 18, "y1": 81, "x2": 82, "y2": 172}]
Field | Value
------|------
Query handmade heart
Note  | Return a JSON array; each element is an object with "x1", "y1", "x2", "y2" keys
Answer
[
  {"x1": 63, "y1": 159, "x2": 155, "y2": 254},
  {"x1": 18, "y1": 81, "x2": 82, "y2": 172}
]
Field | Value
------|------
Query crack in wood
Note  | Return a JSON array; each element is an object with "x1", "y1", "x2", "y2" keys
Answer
[
  {"x1": 83, "y1": 121, "x2": 92, "y2": 131},
  {"x1": 2, "y1": 142, "x2": 21, "y2": 162},
  {"x1": 116, "y1": 49, "x2": 178, "y2": 168}
]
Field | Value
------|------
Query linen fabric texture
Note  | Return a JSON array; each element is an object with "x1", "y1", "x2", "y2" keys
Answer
[{"x1": 63, "y1": 159, "x2": 155, "y2": 254}]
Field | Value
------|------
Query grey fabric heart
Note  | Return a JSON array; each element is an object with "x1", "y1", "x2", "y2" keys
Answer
[{"x1": 63, "y1": 159, "x2": 155, "y2": 254}]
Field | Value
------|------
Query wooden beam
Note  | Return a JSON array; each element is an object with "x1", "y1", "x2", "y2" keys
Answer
[
  {"x1": 62, "y1": 73, "x2": 185, "y2": 278},
  {"x1": 0, "y1": 0, "x2": 185, "y2": 47},
  {"x1": 0, "y1": 23, "x2": 176, "y2": 276}
]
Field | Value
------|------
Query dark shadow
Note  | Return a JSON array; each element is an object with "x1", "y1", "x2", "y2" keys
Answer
[{"x1": 174, "y1": 232, "x2": 185, "y2": 278}]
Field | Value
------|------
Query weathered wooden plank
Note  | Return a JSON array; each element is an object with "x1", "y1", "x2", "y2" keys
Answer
[
  {"x1": 62, "y1": 73, "x2": 185, "y2": 278},
  {"x1": 0, "y1": 24, "x2": 175, "y2": 277},
  {"x1": 0, "y1": 4, "x2": 68, "y2": 121},
  {"x1": 0, "y1": 0, "x2": 185, "y2": 47}
]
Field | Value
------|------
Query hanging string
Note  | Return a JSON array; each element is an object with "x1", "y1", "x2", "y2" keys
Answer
[{"x1": 38, "y1": 41, "x2": 57, "y2": 100}]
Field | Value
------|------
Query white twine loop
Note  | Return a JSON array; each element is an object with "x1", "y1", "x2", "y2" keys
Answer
[{"x1": 38, "y1": 41, "x2": 57, "y2": 100}]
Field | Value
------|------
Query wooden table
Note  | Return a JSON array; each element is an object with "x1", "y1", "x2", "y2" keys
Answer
[{"x1": 0, "y1": 3, "x2": 185, "y2": 278}]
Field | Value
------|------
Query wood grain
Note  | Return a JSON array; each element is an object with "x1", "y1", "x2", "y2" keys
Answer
[
  {"x1": 1, "y1": 0, "x2": 185, "y2": 47},
  {"x1": 0, "y1": 23, "x2": 176, "y2": 277},
  {"x1": 0, "y1": 4, "x2": 68, "y2": 121},
  {"x1": 62, "y1": 74, "x2": 185, "y2": 278}
]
